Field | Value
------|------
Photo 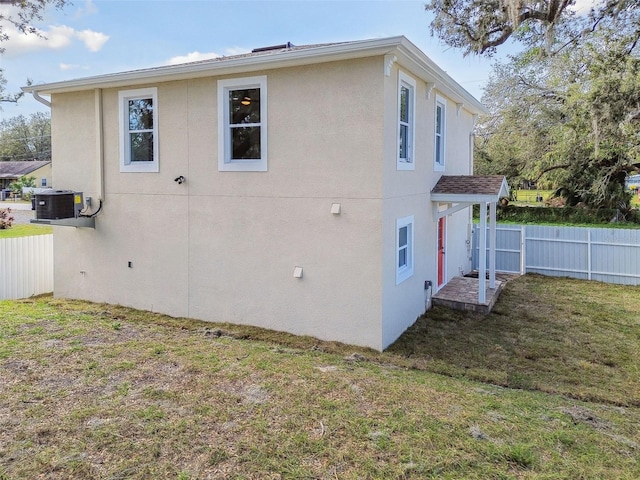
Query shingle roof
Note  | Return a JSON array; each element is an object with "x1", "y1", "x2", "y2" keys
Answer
[
  {"x1": 431, "y1": 175, "x2": 508, "y2": 196},
  {"x1": 0, "y1": 161, "x2": 51, "y2": 179}
]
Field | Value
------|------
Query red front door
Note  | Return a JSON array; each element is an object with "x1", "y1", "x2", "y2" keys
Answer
[{"x1": 437, "y1": 217, "x2": 446, "y2": 287}]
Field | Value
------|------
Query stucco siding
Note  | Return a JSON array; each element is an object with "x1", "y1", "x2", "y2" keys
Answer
[
  {"x1": 49, "y1": 56, "x2": 387, "y2": 349},
  {"x1": 51, "y1": 91, "x2": 99, "y2": 195},
  {"x1": 188, "y1": 196, "x2": 383, "y2": 349}
]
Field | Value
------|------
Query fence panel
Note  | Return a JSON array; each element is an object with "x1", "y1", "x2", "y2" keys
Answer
[
  {"x1": 0, "y1": 234, "x2": 53, "y2": 300},
  {"x1": 472, "y1": 225, "x2": 640, "y2": 285}
]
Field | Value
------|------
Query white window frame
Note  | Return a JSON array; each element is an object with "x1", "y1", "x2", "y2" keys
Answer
[
  {"x1": 397, "y1": 72, "x2": 416, "y2": 171},
  {"x1": 434, "y1": 94, "x2": 446, "y2": 172},
  {"x1": 119, "y1": 87, "x2": 159, "y2": 173},
  {"x1": 396, "y1": 215, "x2": 415, "y2": 285},
  {"x1": 218, "y1": 75, "x2": 268, "y2": 172}
]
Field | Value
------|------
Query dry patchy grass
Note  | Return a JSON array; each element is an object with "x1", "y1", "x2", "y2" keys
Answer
[{"x1": 1, "y1": 275, "x2": 639, "y2": 479}]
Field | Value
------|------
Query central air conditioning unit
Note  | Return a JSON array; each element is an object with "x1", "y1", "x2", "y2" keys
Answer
[{"x1": 35, "y1": 190, "x2": 84, "y2": 220}]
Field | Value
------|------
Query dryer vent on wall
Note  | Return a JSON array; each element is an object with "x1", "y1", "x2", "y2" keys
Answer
[{"x1": 35, "y1": 190, "x2": 84, "y2": 220}]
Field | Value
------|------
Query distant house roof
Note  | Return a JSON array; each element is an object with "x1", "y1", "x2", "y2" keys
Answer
[
  {"x1": 0, "y1": 161, "x2": 51, "y2": 180},
  {"x1": 21, "y1": 36, "x2": 487, "y2": 115},
  {"x1": 431, "y1": 175, "x2": 509, "y2": 203}
]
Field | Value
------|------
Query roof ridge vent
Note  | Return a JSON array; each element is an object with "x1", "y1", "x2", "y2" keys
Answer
[{"x1": 251, "y1": 42, "x2": 294, "y2": 53}]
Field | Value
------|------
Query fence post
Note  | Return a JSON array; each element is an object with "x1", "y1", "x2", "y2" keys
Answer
[
  {"x1": 587, "y1": 229, "x2": 592, "y2": 281},
  {"x1": 521, "y1": 225, "x2": 526, "y2": 274}
]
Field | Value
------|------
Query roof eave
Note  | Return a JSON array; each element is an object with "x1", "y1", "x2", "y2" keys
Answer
[{"x1": 22, "y1": 36, "x2": 408, "y2": 95}]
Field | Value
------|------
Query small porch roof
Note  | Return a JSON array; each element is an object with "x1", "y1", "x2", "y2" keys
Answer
[{"x1": 431, "y1": 175, "x2": 509, "y2": 204}]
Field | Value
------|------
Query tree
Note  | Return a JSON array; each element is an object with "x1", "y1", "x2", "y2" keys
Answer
[
  {"x1": 0, "y1": 112, "x2": 51, "y2": 161},
  {"x1": 0, "y1": 0, "x2": 70, "y2": 104},
  {"x1": 425, "y1": 0, "x2": 640, "y2": 56},
  {"x1": 475, "y1": 28, "x2": 640, "y2": 208},
  {"x1": 9, "y1": 175, "x2": 36, "y2": 195}
]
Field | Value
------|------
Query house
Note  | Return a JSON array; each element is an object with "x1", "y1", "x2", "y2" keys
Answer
[
  {"x1": 22, "y1": 36, "x2": 505, "y2": 351},
  {"x1": 0, "y1": 160, "x2": 52, "y2": 190}
]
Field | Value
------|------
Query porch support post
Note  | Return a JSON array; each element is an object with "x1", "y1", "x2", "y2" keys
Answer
[
  {"x1": 478, "y1": 202, "x2": 487, "y2": 304},
  {"x1": 489, "y1": 201, "x2": 497, "y2": 289}
]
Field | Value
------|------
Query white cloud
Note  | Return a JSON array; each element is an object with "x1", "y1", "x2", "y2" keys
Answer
[
  {"x1": 1, "y1": 22, "x2": 109, "y2": 56},
  {"x1": 75, "y1": 29, "x2": 109, "y2": 52},
  {"x1": 59, "y1": 63, "x2": 89, "y2": 71},
  {"x1": 75, "y1": 0, "x2": 98, "y2": 18},
  {"x1": 165, "y1": 47, "x2": 250, "y2": 66},
  {"x1": 570, "y1": 0, "x2": 603, "y2": 15},
  {"x1": 166, "y1": 51, "x2": 220, "y2": 65}
]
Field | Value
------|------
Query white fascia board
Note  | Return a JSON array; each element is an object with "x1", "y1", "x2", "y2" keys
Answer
[
  {"x1": 22, "y1": 36, "x2": 407, "y2": 96},
  {"x1": 431, "y1": 193, "x2": 500, "y2": 203},
  {"x1": 395, "y1": 38, "x2": 488, "y2": 116}
]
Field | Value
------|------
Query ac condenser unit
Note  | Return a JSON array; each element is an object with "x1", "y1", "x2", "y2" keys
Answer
[{"x1": 35, "y1": 190, "x2": 84, "y2": 220}]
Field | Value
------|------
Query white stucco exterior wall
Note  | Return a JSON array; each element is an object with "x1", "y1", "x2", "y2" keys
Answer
[{"x1": 46, "y1": 39, "x2": 484, "y2": 351}]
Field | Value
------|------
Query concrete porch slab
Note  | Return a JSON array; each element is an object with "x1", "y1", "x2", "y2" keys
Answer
[{"x1": 432, "y1": 276, "x2": 506, "y2": 314}]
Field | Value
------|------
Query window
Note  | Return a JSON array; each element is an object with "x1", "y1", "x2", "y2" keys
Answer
[
  {"x1": 218, "y1": 76, "x2": 267, "y2": 172},
  {"x1": 434, "y1": 95, "x2": 446, "y2": 171},
  {"x1": 397, "y1": 72, "x2": 416, "y2": 171},
  {"x1": 41, "y1": 178, "x2": 47, "y2": 187},
  {"x1": 119, "y1": 87, "x2": 159, "y2": 173},
  {"x1": 396, "y1": 215, "x2": 414, "y2": 285}
]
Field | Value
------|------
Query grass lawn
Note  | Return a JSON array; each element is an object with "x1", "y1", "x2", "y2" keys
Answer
[
  {"x1": 1, "y1": 275, "x2": 639, "y2": 479},
  {"x1": 0, "y1": 224, "x2": 52, "y2": 238}
]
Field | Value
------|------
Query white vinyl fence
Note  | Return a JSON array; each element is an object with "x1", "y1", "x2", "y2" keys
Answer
[
  {"x1": 472, "y1": 225, "x2": 640, "y2": 285},
  {"x1": 0, "y1": 234, "x2": 53, "y2": 300}
]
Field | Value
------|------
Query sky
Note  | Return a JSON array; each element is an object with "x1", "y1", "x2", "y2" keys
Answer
[{"x1": 0, "y1": 0, "x2": 510, "y2": 120}]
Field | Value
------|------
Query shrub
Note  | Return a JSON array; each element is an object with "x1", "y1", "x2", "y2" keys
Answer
[
  {"x1": 0, "y1": 208, "x2": 14, "y2": 229},
  {"x1": 473, "y1": 204, "x2": 640, "y2": 225}
]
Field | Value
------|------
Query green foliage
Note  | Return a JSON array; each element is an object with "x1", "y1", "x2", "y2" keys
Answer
[
  {"x1": 9, "y1": 175, "x2": 36, "y2": 195},
  {"x1": 425, "y1": 0, "x2": 640, "y2": 56},
  {"x1": 483, "y1": 205, "x2": 640, "y2": 226},
  {"x1": 476, "y1": 25, "x2": 640, "y2": 209},
  {"x1": 0, "y1": 112, "x2": 51, "y2": 161}
]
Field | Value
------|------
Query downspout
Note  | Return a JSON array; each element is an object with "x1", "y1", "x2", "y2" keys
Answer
[
  {"x1": 31, "y1": 91, "x2": 51, "y2": 108},
  {"x1": 94, "y1": 88, "x2": 105, "y2": 200}
]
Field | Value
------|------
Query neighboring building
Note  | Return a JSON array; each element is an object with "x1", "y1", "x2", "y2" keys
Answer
[
  {"x1": 0, "y1": 160, "x2": 52, "y2": 190},
  {"x1": 625, "y1": 174, "x2": 640, "y2": 190},
  {"x1": 23, "y1": 36, "x2": 501, "y2": 350}
]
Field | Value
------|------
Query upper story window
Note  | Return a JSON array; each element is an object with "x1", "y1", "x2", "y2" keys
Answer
[
  {"x1": 119, "y1": 87, "x2": 159, "y2": 173},
  {"x1": 396, "y1": 215, "x2": 414, "y2": 285},
  {"x1": 397, "y1": 72, "x2": 416, "y2": 171},
  {"x1": 218, "y1": 76, "x2": 268, "y2": 172},
  {"x1": 434, "y1": 94, "x2": 446, "y2": 171}
]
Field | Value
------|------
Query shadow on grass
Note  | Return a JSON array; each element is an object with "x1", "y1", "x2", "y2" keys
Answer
[{"x1": 386, "y1": 274, "x2": 640, "y2": 407}]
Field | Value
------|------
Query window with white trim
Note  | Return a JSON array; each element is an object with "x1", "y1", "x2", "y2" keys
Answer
[
  {"x1": 218, "y1": 76, "x2": 267, "y2": 172},
  {"x1": 119, "y1": 87, "x2": 159, "y2": 173},
  {"x1": 397, "y1": 72, "x2": 416, "y2": 170},
  {"x1": 396, "y1": 215, "x2": 414, "y2": 285},
  {"x1": 434, "y1": 94, "x2": 446, "y2": 171}
]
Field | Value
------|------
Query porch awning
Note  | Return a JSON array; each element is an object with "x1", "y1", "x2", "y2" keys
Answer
[
  {"x1": 430, "y1": 174, "x2": 509, "y2": 305},
  {"x1": 431, "y1": 175, "x2": 509, "y2": 203}
]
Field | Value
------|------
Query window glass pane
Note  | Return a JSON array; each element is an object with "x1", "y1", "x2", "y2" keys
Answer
[
  {"x1": 229, "y1": 88, "x2": 261, "y2": 124},
  {"x1": 129, "y1": 132, "x2": 154, "y2": 162},
  {"x1": 231, "y1": 126, "x2": 261, "y2": 159},
  {"x1": 400, "y1": 85, "x2": 409, "y2": 123},
  {"x1": 436, "y1": 136, "x2": 442, "y2": 164},
  {"x1": 398, "y1": 247, "x2": 407, "y2": 268},
  {"x1": 399, "y1": 125, "x2": 408, "y2": 159},
  {"x1": 436, "y1": 105, "x2": 442, "y2": 134},
  {"x1": 399, "y1": 226, "x2": 408, "y2": 247},
  {"x1": 129, "y1": 98, "x2": 153, "y2": 130}
]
